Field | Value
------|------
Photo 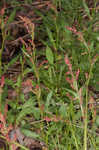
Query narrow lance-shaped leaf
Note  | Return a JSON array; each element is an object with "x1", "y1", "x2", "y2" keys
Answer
[
  {"x1": 83, "y1": 1, "x2": 91, "y2": 19},
  {"x1": 46, "y1": 46, "x2": 54, "y2": 65},
  {"x1": 21, "y1": 128, "x2": 40, "y2": 139},
  {"x1": 7, "y1": 9, "x2": 16, "y2": 24},
  {"x1": 45, "y1": 91, "x2": 53, "y2": 110}
]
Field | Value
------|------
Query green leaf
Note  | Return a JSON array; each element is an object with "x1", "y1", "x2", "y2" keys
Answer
[
  {"x1": 65, "y1": 88, "x2": 78, "y2": 99},
  {"x1": 17, "y1": 107, "x2": 41, "y2": 124},
  {"x1": 22, "y1": 99, "x2": 35, "y2": 109},
  {"x1": 46, "y1": 46, "x2": 54, "y2": 64},
  {"x1": 96, "y1": 116, "x2": 99, "y2": 126},
  {"x1": 58, "y1": 65, "x2": 65, "y2": 84},
  {"x1": 16, "y1": 75, "x2": 22, "y2": 88},
  {"x1": 45, "y1": 91, "x2": 53, "y2": 110},
  {"x1": 21, "y1": 128, "x2": 40, "y2": 139},
  {"x1": 59, "y1": 104, "x2": 67, "y2": 118},
  {"x1": 16, "y1": 107, "x2": 34, "y2": 125},
  {"x1": 96, "y1": 136, "x2": 99, "y2": 144},
  {"x1": 46, "y1": 27, "x2": 56, "y2": 49},
  {"x1": 83, "y1": 1, "x2": 91, "y2": 19},
  {"x1": 22, "y1": 45, "x2": 30, "y2": 58},
  {"x1": 33, "y1": 107, "x2": 40, "y2": 120},
  {"x1": 7, "y1": 9, "x2": 16, "y2": 24},
  {"x1": 23, "y1": 68, "x2": 32, "y2": 76},
  {"x1": 16, "y1": 99, "x2": 40, "y2": 124},
  {"x1": 4, "y1": 55, "x2": 19, "y2": 73},
  {"x1": 5, "y1": 79, "x2": 14, "y2": 87}
]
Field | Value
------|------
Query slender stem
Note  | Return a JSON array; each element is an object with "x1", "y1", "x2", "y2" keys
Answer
[
  {"x1": 84, "y1": 87, "x2": 88, "y2": 150},
  {"x1": 0, "y1": 32, "x2": 5, "y2": 111},
  {"x1": 84, "y1": 64, "x2": 93, "y2": 150},
  {"x1": 0, "y1": 38, "x2": 4, "y2": 77}
]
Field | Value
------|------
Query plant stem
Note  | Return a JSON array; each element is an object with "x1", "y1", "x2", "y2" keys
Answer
[
  {"x1": 0, "y1": 38, "x2": 4, "y2": 77},
  {"x1": 84, "y1": 63, "x2": 93, "y2": 150}
]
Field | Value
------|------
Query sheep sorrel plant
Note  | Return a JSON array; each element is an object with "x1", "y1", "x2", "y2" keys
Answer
[
  {"x1": 64, "y1": 53, "x2": 98, "y2": 150},
  {"x1": 0, "y1": 0, "x2": 99, "y2": 150}
]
